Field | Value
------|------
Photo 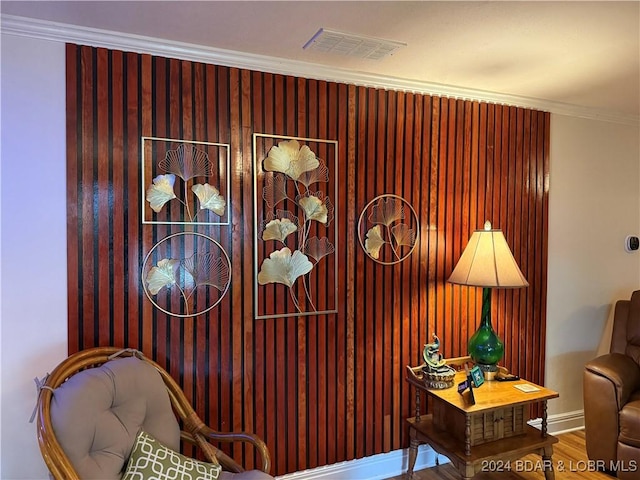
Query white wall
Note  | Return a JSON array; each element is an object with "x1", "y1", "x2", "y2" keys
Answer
[
  {"x1": 546, "y1": 114, "x2": 640, "y2": 418},
  {"x1": 1, "y1": 34, "x2": 68, "y2": 479},
  {"x1": 1, "y1": 32, "x2": 639, "y2": 479}
]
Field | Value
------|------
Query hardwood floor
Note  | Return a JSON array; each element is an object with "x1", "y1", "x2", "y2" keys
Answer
[{"x1": 386, "y1": 430, "x2": 617, "y2": 480}]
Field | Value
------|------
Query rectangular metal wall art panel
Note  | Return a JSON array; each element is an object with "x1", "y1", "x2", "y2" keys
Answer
[{"x1": 253, "y1": 133, "x2": 339, "y2": 319}]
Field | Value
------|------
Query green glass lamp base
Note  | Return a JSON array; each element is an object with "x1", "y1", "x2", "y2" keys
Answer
[
  {"x1": 468, "y1": 287, "x2": 504, "y2": 368},
  {"x1": 468, "y1": 324, "x2": 504, "y2": 366}
]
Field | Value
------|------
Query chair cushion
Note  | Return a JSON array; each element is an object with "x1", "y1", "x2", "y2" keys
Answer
[
  {"x1": 620, "y1": 397, "x2": 640, "y2": 448},
  {"x1": 123, "y1": 430, "x2": 221, "y2": 479},
  {"x1": 50, "y1": 356, "x2": 180, "y2": 479}
]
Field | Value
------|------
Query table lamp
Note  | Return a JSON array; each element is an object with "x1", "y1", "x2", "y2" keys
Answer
[{"x1": 448, "y1": 221, "x2": 529, "y2": 379}]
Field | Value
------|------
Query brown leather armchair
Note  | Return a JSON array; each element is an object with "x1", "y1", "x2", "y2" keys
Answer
[{"x1": 584, "y1": 290, "x2": 640, "y2": 478}]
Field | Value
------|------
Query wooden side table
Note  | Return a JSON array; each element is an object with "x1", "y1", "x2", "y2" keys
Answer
[{"x1": 405, "y1": 367, "x2": 559, "y2": 480}]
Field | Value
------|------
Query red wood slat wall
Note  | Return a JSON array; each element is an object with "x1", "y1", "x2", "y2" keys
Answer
[{"x1": 66, "y1": 44, "x2": 550, "y2": 475}]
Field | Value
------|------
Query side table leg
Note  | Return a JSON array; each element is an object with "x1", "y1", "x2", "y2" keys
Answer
[
  {"x1": 465, "y1": 415, "x2": 471, "y2": 456},
  {"x1": 462, "y1": 464, "x2": 475, "y2": 480},
  {"x1": 542, "y1": 445, "x2": 555, "y2": 480},
  {"x1": 407, "y1": 429, "x2": 418, "y2": 480},
  {"x1": 541, "y1": 400, "x2": 548, "y2": 437}
]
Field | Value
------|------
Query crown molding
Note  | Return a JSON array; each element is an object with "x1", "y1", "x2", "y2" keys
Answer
[{"x1": 3, "y1": 14, "x2": 638, "y2": 127}]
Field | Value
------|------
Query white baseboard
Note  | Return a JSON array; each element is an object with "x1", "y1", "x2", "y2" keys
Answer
[
  {"x1": 528, "y1": 409, "x2": 585, "y2": 435},
  {"x1": 277, "y1": 410, "x2": 585, "y2": 480},
  {"x1": 276, "y1": 444, "x2": 448, "y2": 480}
]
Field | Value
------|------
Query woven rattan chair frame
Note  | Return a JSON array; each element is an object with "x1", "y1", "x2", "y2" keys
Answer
[{"x1": 36, "y1": 346, "x2": 271, "y2": 479}]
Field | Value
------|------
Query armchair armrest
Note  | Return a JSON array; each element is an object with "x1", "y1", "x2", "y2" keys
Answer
[
  {"x1": 181, "y1": 428, "x2": 272, "y2": 475},
  {"x1": 585, "y1": 353, "x2": 640, "y2": 407},
  {"x1": 583, "y1": 353, "x2": 640, "y2": 464}
]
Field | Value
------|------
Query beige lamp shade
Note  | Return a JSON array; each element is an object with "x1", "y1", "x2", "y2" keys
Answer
[{"x1": 448, "y1": 221, "x2": 529, "y2": 288}]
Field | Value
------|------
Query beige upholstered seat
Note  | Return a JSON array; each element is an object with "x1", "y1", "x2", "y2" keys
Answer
[{"x1": 36, "y1": 347, "x2": 273, "y2": 480}]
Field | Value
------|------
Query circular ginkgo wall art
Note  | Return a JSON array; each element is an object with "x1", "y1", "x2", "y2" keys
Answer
[
  {"x1": 141, "y1": 231, "x2": 231, "y2": 318},
  {"x1": 357, "y1": 194, "x2": 419, "y2": 265}
]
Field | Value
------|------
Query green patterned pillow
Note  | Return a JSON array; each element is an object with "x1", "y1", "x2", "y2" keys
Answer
[{"x1": 123, "y1": 430, "x2": 221, "y2": 480}]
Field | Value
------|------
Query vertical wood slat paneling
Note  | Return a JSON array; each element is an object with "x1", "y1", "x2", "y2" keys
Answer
[
  {"x1": 66, "y1": 44, "x2": 550, "y2": 476},
  {"x1": 110, "y1": 49, "x2": 125, "y2": 349},
  {"x1": 65, "y1": 44, "x2": 79, "y2": 347},
  {"x1": 344, "y1": 83, "x2": 357, "y2": 463}
]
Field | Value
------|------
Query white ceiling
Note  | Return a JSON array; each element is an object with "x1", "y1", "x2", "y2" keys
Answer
[{"x1": 2, "y1": 1, "x2": 639, "y2": 121}]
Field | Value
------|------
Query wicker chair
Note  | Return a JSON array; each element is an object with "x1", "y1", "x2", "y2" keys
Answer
[{"x1": 35, "y1": 346, "x2": 273, "y2": 480}]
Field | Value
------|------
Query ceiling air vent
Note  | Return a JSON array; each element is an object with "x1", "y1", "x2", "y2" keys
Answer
[{"x1": 303, "y1": 28, "x2": 406, "y2": 60}]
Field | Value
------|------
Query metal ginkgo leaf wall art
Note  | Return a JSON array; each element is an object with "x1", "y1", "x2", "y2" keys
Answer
[
  {"x1": 357, "y1": 194, "x2": 419, "y2": 265},
  {"x1": 141, "y1": 137, "x2": 230, "y2": 226},
  {"x1": 253, "y1": 134, "x2": 339, "y2": 319},
  {"x1": 141, "y1": 231, "x2": 231, "y2": 318},
  {"x1": 140, "y1": 137, "x2": 232, "y2": 318}
]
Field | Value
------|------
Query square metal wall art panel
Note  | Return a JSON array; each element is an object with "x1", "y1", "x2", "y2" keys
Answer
[{"x1": 141, "y1": 136, "x2": 231, "y2": 226}]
